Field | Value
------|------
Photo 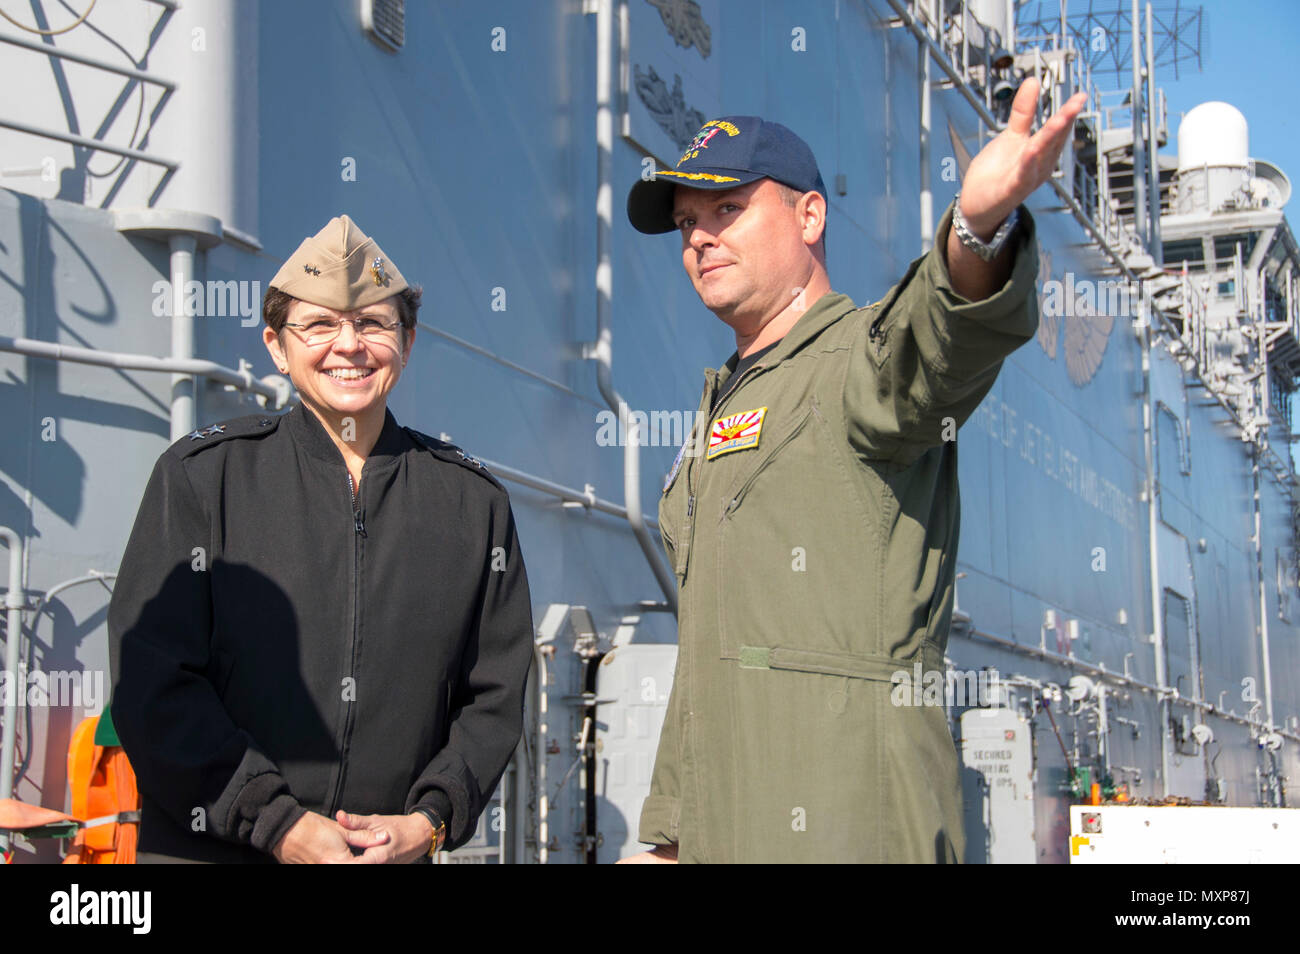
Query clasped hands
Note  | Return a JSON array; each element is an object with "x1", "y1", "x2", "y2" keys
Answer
[{"x1": 272, "y1": 809, "x2": 434, "y2": 864}]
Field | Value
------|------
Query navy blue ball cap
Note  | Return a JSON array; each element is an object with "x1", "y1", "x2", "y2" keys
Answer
[{"x1": 627, "y1": 115, "x2": 828, "y2": 235}]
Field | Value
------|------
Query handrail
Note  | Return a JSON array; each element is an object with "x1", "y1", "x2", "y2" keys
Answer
[
  {"x1": 0, "y1": 31, "x2": 176, "y2": 88},
  {"x1": 475, "y1": 454, "x2": 660, "y2": 536},
  {"x1": 0, "y1": 117, "x2": 178, "y2": 169},
  {"x1": 0, "y1": 335, "x2": 287, "y2": 407},
  {"x1": 953, "y1": 617, "x2": 1300, "y2": 744},
  {"x1": 0, "y1": 2, "x2": 180, "y2": 170}
]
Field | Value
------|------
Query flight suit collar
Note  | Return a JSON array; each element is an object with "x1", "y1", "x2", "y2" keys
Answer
[
  {"x1": 706, "y1": 290, "x2": 857, "y2": 394},
  {"x1": 284, "y1": 402, "x2": 408, "y2": 467}
]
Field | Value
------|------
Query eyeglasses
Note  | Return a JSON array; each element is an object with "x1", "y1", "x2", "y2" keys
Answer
[{"x1": 283, "y1": 316, "x2": 403, "y2": 345}]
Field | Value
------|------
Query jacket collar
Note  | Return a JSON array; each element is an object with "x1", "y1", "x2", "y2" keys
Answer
[
  {"x1": 708, "y1": 290, "x2": 858, "y2": 390},
  {"x1": 284, "y1": 402, "x2": 408, "y2": 467}
]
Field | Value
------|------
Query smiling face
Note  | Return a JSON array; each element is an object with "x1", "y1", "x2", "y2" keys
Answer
[
  {"x1": 671, "y1": 178, "x2": 826, "y2": 334},
  {"x1": 263, "y1": 296, "x2": 413, "y2": 423}
]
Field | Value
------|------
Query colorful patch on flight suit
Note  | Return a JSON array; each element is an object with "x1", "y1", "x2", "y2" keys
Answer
[{"x1": 707, "y1": 407, "x2": 767, "y2": 460}]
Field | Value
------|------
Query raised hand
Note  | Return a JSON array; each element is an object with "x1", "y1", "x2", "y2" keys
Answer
[{"x1": 960, "y1": 77, "x2": 1088, "y2": 238}]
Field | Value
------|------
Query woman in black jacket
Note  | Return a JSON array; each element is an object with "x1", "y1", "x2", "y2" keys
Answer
[{"x1": 108, "y1": 215, "x2": 534, "y2": 863}]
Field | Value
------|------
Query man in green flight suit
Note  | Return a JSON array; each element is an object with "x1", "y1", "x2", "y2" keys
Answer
[{"x1": 618, "y1": 79, "x2": 1086, "y2": 863}]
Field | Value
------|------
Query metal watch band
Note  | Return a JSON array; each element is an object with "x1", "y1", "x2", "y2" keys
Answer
[{"x1": 952, "y1": 193, "x2": 1019, "y2": 261}]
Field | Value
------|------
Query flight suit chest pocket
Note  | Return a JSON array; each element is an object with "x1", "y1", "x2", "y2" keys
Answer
[
  {"x1": 711, "y1": 403, "x2": 816, "y2": 661},
  {"x1": 714, "y1": 396, "x2": 881, "y2": 663},
  {"x1": 717, "y1": 404, "x2": 814, "y2": 519}
]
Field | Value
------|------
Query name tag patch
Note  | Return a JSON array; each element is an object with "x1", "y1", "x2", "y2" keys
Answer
[
  {"x1": 707, "y1": 407, "x2": 767, "y2": 460},
  {"x1": 663, "y1": 439, "x2": 689, "y2": 493}
]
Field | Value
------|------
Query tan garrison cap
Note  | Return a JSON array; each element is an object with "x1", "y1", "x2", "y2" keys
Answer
[{"x1": 269, "y1": 214, "x2": 408, "y2": 310}]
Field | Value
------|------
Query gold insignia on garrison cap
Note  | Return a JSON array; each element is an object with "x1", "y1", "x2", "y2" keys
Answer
[{"x1": 270, "y1": 214, "x2": 408, "y2": 311}]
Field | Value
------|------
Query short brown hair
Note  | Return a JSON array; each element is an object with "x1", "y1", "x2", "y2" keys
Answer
[
  {"x1": 262, "y1": 284, "x2": 423, "y2": 334},
  {"x1": 772, "y1": 182, "x2": 827, "y2": 260}
]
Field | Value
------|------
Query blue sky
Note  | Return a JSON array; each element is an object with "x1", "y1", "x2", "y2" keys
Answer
[{"x1": 1156, "y1": 0, "x2": 1299, "y2": 179}]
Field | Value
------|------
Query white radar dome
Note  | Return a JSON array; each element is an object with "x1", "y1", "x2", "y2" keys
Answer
[{"x1": 1177, "y1": 101, "x2": 1249, "y2": 172}]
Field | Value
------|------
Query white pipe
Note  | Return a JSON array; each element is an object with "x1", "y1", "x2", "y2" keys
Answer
[
  {"x1": 0, "y1": 527, "x2": 26, "y2": 854},
  {"x1": 5, "y1": 573, "x2": 117, "y2": 795},
  {"x1": 918, "y1": 0, "x2": 934, "y2": 254},
  {"x1": 1139, "y1": 296, "x2": 1173, "y2": 796},
  {"x1": 0, "y1": 118, "x2": 178, "y2": 169},
  {"x1": 510, "y1": 738, "x2": 527, "y2": 864},
  {"x1": 1144, "y1": 2, "x2": 1162, "y2": 265},
  {"x1": 590, "y1": 0, "x2": 677, "y2": 610},
  {"x1": 1130, "y1": 0, "x2": 1147, "y2": 249},
  {"x1": 534, "y1": 643, "x2": 550, "y2": 864},
  {"x1": 0, "y1": 31, "x2": 176, "y2": 88},
  {"x1": 152, "y1": 0, "x2": 259, "y2": 243},
  {"x1": 1252, "y1": 446, "x2": 1276, "y2": 729},
  {"x1": 0, "y1": 336, "x2": 286, "y2": 407},
  {"x1": 476, "y1": 455, "x2": 660, "y2": 536},
  {"x1": 169, "y1": 235, "x2": 198, "y2": 442},
  {"x1": 27, "y1": 572, "x2": 116, "y2": 627},
  {"x1": 496, "y1": 757, "x2": 511, "y2": 864},
  {"x1": 1098, "y1": 683, "x2": 1110, "y2": 775}
]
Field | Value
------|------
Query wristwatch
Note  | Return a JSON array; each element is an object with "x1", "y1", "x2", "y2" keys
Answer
[
  {"x1": 951, "y1": 192, "x2": 1019, "y2": 262},
  {"x1": 412, "y1": 807, "x2": 446, "y2": 857}
]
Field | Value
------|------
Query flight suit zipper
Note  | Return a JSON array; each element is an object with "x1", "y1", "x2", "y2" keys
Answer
[
  {"x1": 868, "y1": 313, "x2": 887, "y2": 358},
  {"x1": 678, "y1": 381, "x2": 709, "y2": 583},
  {"x1": 327, "y1": 471, "x2": 366, "y2": 817},
  {"x1": 721, "y1": 406, "x2": 814, "y2": 520},
  {"x1": 679, "y1": 363, "x2": 770, "y2": 580},
  {"x1": 711, "y1": 361, "x2": 768, "y2": 420}
]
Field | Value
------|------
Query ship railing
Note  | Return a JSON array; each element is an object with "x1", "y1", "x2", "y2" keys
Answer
[
  {"x1": 1270, "y1": 372, "x2": 1293, "y2": 435},
  {"x1": 1072, "y1": 162, "x2": 1144, "y2": 264},
  {"x1": 955, "y1": 620, "x2": 1300, "y2": 747},
  {"x1": 893, "y1": 0, "x2": 1140, "y2": 278},
  {"x1": 926, "y1": 0, "x2": 1001, "y2": 96},
  {"x1": 1092, "y1": 86, "x2": 1166, "y2": 144},
  {"x1": 1178, "y1": 269, "x2": 1212, "y2": 381},
  {"x1": 890, "y1": 0, "x2": 1296, "y2": 487},
  {"x1": 1096, "y1": 87, "x2": 1135, "y2": 135},
  {"x1": 0, "y1": 0, "x2": 179, "y2": 172}
]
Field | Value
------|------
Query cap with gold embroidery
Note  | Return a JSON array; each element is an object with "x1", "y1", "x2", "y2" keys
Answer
[
  {"x1": 269, "y1": 214, "x2": 408, "y2": 310},
  {"x1": 627, "y1": 115, "x2": 827, "y2": 235}
]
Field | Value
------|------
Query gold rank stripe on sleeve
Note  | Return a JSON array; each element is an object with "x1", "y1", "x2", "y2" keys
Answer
[{"x1": 706, "y1": 407, "x2": 767, "y2": 460}]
